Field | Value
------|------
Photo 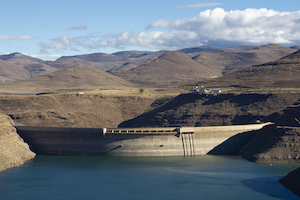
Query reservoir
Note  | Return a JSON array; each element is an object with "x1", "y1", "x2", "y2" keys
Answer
[{"x1": 0, "y1": 155, "x2": 299, "y2": 200}]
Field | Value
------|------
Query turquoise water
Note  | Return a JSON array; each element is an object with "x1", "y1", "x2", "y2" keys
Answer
[{"x1": 0, "y1": 155, "x2": 299, "y2": 200}]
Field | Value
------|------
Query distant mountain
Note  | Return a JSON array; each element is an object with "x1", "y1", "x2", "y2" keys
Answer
[
  {"x1": 179, "y1": 45, "x2": 256, "y2": 58},
  {"x1": 50, "y1": 51, "x2": 167, "y2": 72},
  {"x1": 59, "y1": 52, "x2": 121, "y2": 63},
  {"x1": 112, "y1": 50, "x2": 167, "y2": 60},
  {"x1": 291, "y1": 45, "x2": 300, "y2": 50},
  {"x1": 194, "y1": 49, "x2": 300, "y2": 88},
  {"x1": 0, "y1": 52, "x2": 44, "y2": 63},
  {"x1": 0, "y1": 59, "x2": 26, "y2": 82},
  {"x1": 193, "y1": 44, "x2": 296, "y2": 75},
  {"x1": 0, "y1": 66, "x2": 135, "y2": 94},
  {"x1": 108, "y1": 63, "x2": 139, "y2": 74},
  {"x1": 44, "y1": 57, "x2": 112, "y2": 71},
  {"x1": 0, "y1": 54, "x2": 57, "y2": 82},
  {"x1": 0, "y1": 44, "x2": 298, "y2": 85},
  {"x1": 111, "y1": 51, "x2": 218, "y2": 87}
]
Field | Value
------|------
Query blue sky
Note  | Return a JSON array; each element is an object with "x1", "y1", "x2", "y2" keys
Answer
[{"x1": 1, "y1": 0, "x2": 300, "y2": 60}]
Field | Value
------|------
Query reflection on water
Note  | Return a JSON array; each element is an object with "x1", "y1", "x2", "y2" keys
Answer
[{"x1": 0, "y1": 155, "x2": 299, "y2": 200}]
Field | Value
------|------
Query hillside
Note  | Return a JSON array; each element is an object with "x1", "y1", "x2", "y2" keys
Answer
[
  {"x1": 108, "y1": 63, "x2": 139, "y2": 74},
  {"x1": 180, "y1": 45, "x2": 256, "y2": 58},
  {"x1": 0, "y1": 45, "x2": 294, "y2": 84},
  {"x1": 0, "y1": 111, "x2": 35, "y2": 172},
  {"x1": 0, "y1": 60, "x2": 28, "y2": 82},
  {"x1": 192, "y1": 49, "x2": 300, "y2": 89},
  {"x1": 0, "y1": 52, "x2": 43, "y2": 63},
  {"x1": 50, "y1": 51, "x2": 167, "y2": 71},
  {"x1": 193, "y1": 44, "x2": 296, "y2": 75},
  {"x1": 291, "y1": 45, "x2": 300, "y2": 50},
  {"x1": 44, "y1": 57, "x2": 110, "y2": 71},
  {"x1": 0, "y1": 65, "x2": 136, "y2": 94},
  {"x1": 0, "y1": 93, "x2": 156, "y2": 128},
  {"x1": 119, "y1": 92, "x2": 300, "y2": 128},
  {"x1": 239, "y1": 125, "x2": 300, "y2": 164},
  {"x1": 0, "y1": 54, "x2": 58, "y2": 82},
  {"x1": 48, "y1": 53, "x2": 124, "y2": 71},
  {"x1": 111, "y1": 51, "x2": 218, "y2": 87}
]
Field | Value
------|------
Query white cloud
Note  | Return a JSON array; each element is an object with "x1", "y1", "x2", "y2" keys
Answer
[
  {"x1": 26, "y1": 53, "x2": 62, "y2": 61},
  {"x1": 40, "y1": 8, "x2": 300, "y2": 53},
  {"x1": 170, "y1": 2, "x2": 222, "y2": 9},
  {"x1": 39, "y1": 33, "x2": 101, "y2": 52},
  {"x1": 0, "y1": 34, "x2": 36, "y2": 40},
  {"x1": 96, "y1": 8, "x2": 300, "y2": 50},
  {"x1": 68, "y1": 25, "x2": 87, "y2": 30}
]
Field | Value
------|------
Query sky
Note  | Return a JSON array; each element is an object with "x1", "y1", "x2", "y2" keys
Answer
[{"x1": 1, "y1": 0, "x2": 300, "y2": 60}]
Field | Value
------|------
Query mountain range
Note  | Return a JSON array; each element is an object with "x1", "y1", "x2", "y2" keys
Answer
[
  {"x1": 110, "y1": 51, "x2": 218, "y2": 87},
  {"x1": 0, "y1": 66, "x2": 135, "y2": 94},
  {"x1": 193, "y1": 44, "x2": 296, "y2": 75},
  {"x1": 195, "y1": 49, "x2": 300, "y2": 89},
  {"x1": 0, "y1": 44, "x2": 298, "y2": 93}
]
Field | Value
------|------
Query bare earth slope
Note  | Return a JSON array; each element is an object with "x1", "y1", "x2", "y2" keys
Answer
[
  {"x1": 49, "y1": 51, "x2": 167, "y2": 72},
  {"x1": 194, "y1": 49, "x2": 300, "y2": 89},
  {"x1": 0, "y1": 111, "x2": 35, "y2": 172},
  {"x1": 112, "y1": 51, "x2": 218, "y2": 87},
  {"x1": 179, "y1": 45, "x2": 256, "y2": 58},
  {"x1": 0, "y1": 55, "x2": 58, "y2": 82},
  {"x1": 238, "y1": 100, "x2": 300, "y2": 164},
  {"x1": 0, "y1": 52, "x2": 43, "y2": 63},
  {"x1": 44, "y1": 57, "x2": 111, "y2": 71},
  {"x1": 119, "y1": 92, "x2": 300, "y2": 128},
  {"x1": 0, "y1": 93, "x2": 155, "y2": 128},
  {"x1": 193, "y1": 44, "x2": 296, "y2": 75},
  {"x1": 0, "y1": 65, "x2": 136, "y2": 94},
  {"x1": 239, "y1": 125, "x2": 300, "y2": 164}
]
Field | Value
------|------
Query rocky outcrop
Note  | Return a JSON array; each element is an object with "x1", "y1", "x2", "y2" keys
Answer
[
  {"x1": 239, "y1": 124, "x2": 300, "y2": 164},
  {"x1": 279, "y1": 167, "x2": 300, "y2": 196},
  {"x1": 0, "y1": 111, "x2": 35, "y2": 172}
]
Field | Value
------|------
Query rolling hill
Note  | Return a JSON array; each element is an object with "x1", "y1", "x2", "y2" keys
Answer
[
  {"x1": 0, "y1": 52, "x2": 44, "y2": 63},
  {"x1": 193, "y1": 44, "x2": 296, "y2": 75},
  {"x1": 193, "y1": 49, "x2": 300, "y2": 89},
  {"x1": 0, "y1": 65, "x2": 136, "y2": 94},
  {"x1": 0, "y1": 53, "x2": 58, "y2": 82},
  {"x1": 50, "y1": 51, "x2": 168, "y2": 71},
  {"x1": 0, "y1": 44, "x2": 297, "y2": 86},
  {"x1": 111, "y1": 51, "x2": 219, "y2": 87},
  {"x1": 180, "y1": 45, "x2": 256, "y2": 58}
]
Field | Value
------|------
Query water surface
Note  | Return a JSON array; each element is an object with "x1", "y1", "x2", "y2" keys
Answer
[{"x1": 0, "y1": 155, "x2": 299, "y2": 200}]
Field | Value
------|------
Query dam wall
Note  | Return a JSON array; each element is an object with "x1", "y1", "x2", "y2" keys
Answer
[{"x1": 16, "y1": 123, "x2": 272, "y2": 156}]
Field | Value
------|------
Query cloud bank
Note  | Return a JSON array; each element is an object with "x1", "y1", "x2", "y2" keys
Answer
[
  {"x1": 40, "y1": 8, "x2": 300, "y2": 53},
  {"x1": 170, "y1": 2, "x2": 222, "y2": 9},
  {"x1": 68, "y1": 25, "x2": 87, "y2": 30},
  {"x1": 0, "y1": 34, "x2": 36, "y2": 40}
]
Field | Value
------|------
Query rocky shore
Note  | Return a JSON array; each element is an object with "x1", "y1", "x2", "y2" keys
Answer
[
  {"x1": 0, "y1": 111, "x2": 35, "y2": 172},
  {"x1": 239, "y1": 124, "x2": 300, "y2": 164}
]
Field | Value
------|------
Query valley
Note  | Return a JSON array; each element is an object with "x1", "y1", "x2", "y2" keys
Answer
[{"x1": 0, "y1": 44, "x2": 300, "y2": 167}]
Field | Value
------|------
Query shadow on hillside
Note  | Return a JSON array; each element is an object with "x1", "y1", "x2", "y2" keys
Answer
[
  {"x1": 202, "y1": 93, "x2": 272, "y2": 106},
  {"x1": 238, "y1": 125, "x2": 298, "y2": 162},
  {"x1": 265, "y1": 101, "x2": 300, "y2": 127},
  {"x1": 231, "y1": 114, "x2": 264, "y2": 125},
  {"x1": 118, "y1": 93, "x2": 204, "y2": 127},
  {"x1": 207, "y1": 130, "x2": 258, "y2": 155},
  {"x1": 119, "y1": 93, "x2": 300, "y2": 128}
]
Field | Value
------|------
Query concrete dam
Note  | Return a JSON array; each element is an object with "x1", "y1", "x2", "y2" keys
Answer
[{"x1": 16, "y1": 122, "x2": 272, "y2": 156}]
